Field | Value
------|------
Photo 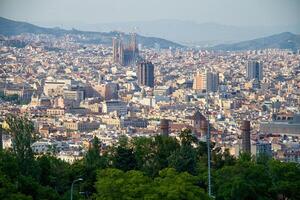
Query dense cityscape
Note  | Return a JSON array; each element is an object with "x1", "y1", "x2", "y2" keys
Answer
[
  {"x1": 0, "y1": 0, "x2": 300, "y2": 199},
  {"x1": 1, "y1": 31, "x2": 300, "y2": 162}
]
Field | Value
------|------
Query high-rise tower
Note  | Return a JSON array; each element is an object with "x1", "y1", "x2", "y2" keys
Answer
[
  {"x1": 137, "y1": 61, "x2": 154, "y2": 88},
  {"x1": 246, "y1": 60, "x2": 263, "y2": 81},
  {"x1": 193, "y1": 70, "x2": 219, "y2": 92}
]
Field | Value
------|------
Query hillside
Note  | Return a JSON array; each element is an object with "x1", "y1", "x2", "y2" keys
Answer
[
  {"x1": 67, "y1": 19, "x2": 300, "y2": 45},
  {"x1": 0, "y1": 17, "x2": 183, "y2": 49},
  {"x1": 212, "y1": 32, "x2": 300, "y2": 51}
]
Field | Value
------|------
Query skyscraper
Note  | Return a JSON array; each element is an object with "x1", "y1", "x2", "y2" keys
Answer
[
  {"x1": 193, "y1": 70, "x2": 219, "y2": 92},
  {"x1": 206, "y1": 72, "x2": 219, "y2": 92},
  {"x1": 193, "y1": 71, "x2": 206, "y2": 91},
  {"x1": 246, "y1": 60, "x2": 263, "y2": 81},
  {"x1": 137, "y1": 61, "x2": 154, "y2": 88}
]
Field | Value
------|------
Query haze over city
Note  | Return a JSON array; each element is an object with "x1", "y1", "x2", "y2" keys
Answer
[
  {"x1": 1, "y1": 0, "x2": 299, "y2": 26},
  {"x1": 1, "y1": 0, "x2": 300, "y2": 44}
]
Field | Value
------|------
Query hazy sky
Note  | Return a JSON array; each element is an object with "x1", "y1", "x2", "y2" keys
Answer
[{"x1": 0, "y1": 0, "x2": 299, "y2": 27}]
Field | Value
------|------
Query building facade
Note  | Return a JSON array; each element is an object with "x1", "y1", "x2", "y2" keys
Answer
[
  {"x1": 102, "y1": 100, "x2": 128, "y2": 116},
  {"x1": 246, "y1": 60, "x2": 263, "y2": 81},
  {"x1": 137, "y1": 61, "x2": 154, "y2": 88},
  {"x1": 193, "y1": 71, "x2": 219, "y2": 92},
  {"x1": 112, "y1": 33, "x2": 138, "y2": 66}
]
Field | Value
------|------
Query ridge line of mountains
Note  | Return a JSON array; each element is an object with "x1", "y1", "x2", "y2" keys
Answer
[
  {"x1": 0, "y1": 17, "x2": 182, "y2": 49},
  {"x1": 0, "y1": 17, "x2": 300, "y2": 51}
]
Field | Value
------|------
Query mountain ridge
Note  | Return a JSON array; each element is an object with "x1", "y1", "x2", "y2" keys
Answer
[
  {"x1": 211, "y1": 32, "x2": 300, "y2": 51},
  {"x1": 0, "y1": 17, "x2": 183, "y2": 49},
  {"x1": 1, "y1": 17, "x2": 300, "y2": 51},
  {"x1": 61, "y1": 19, "x2": 300, "y2": 45}
]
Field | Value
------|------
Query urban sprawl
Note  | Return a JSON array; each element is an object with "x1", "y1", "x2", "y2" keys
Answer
[{"x1": 0, "y1": 33, "x2": 300, "y2": 164}]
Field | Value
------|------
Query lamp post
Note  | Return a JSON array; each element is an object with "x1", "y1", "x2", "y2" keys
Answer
[
  {"x1": 71, "y1": 178, "x2": 83, "y2": 200},
  {"x1": 0, "y1": 124, "x2": 3, "y2": 151},
  {"x1": 206, "y1": 89, "x2": 212, "y2": 197},
  {"x1": 207, "y1": 115, "x2": 211, "y2": 196}
]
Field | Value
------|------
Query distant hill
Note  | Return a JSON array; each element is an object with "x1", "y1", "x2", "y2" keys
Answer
[
  {"x1": 0, "y1": 17, "x2": 183, "y2": 49},
  {"x1": 211, "y1": 32, "x2": 300, "y2": 51},
  {"x1": 65, "y1": 19, "x2": 300, "y2": 46}
]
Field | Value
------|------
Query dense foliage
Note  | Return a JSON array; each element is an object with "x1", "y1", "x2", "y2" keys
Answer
[{"x1": 0, "y1": 115, "x2": 299, "y2": 200}]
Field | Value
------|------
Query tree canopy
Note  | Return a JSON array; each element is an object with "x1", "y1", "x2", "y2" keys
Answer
[{"x1": 0, "y1": 116, "x2": 299, "y2": 200}]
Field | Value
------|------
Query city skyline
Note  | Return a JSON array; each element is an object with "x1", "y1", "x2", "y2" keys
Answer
[{"x1": 0, "y1": 1, "x2": 299, "y2": 199}]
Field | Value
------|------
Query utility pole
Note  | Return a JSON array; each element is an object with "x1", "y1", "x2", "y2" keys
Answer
[
  {"x1": 0, "y1": 124, "x2": 3, "y2": 151},
  {"x1": 206, "y1": 90, "x2": 212, "y2": 197}
]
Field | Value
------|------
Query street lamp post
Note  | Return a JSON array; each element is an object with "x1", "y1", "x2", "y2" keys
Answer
[
  {"x1": 71, "y1": 178, "x2": 83, "y2": 200},
  {"x1": 206, "y1": 90, "x2": 212, "y2": 197},
  {"x1": 207, "y1": 117, "x2": 211, "y2": 196},
  {"x1": 0, "y1": 124, "x2": 3, "y2": 151}
]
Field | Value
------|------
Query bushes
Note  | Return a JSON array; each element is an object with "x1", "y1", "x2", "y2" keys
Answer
[
  {"x1": 1, "y1": 116, "x2": 299, "y2": 200},
  {"x1": 94, "y1": 168, "x2": 209, "y2": 200}
]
